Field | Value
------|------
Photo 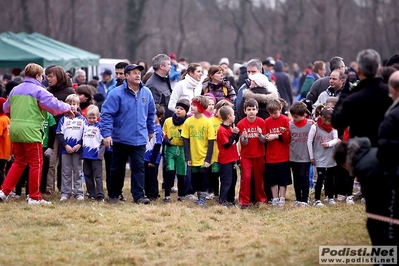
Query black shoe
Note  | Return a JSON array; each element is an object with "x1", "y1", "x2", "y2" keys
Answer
[
  {"x1": 240, "y1": 205, "x2": 248, "y2": 210},
  {"x1": 135, "y1": 197, "x2": 150, "y2": 205},
  {"x1": 148, "y1": 197, "x2": 158, "y2": 202},
  {"x1": 108, "y1": 198, "x2": 118, "y2": 204},
  {"x1": 119, "y1": 194, "x2": 127, "y2": 201},
  {"x1": 163, "y1": 197, "x2": 171, "y2": 203}
]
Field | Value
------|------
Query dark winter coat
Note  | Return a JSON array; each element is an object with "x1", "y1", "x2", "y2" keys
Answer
[
  {"x1": 274, "y1": 60, "x2": 293, "y2": 108},
  {"x1": 331, "y1": 77, "x2": 392, "y2": 147},
  {"x1": 145, "y1": 72, "x2": 173, "y2": 119}
]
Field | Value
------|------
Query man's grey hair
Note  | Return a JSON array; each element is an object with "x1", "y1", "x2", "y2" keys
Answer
[
  {"x1": 246, "y1": 59, "x2": 262, "y2": 71},
  {"x1": 356, "y1": 49, "x2": 381, "y2": 78},
  {"x1": 152, "y1": 54, "x2": 170, "y2": 71},
  {"x1": 329, "y1": 56, "x2": 344, "y2": 71}
]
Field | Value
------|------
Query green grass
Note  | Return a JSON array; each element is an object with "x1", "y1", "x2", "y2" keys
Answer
[{"x1": 0, "y1": 182, "x2": 370, "y2": 266}]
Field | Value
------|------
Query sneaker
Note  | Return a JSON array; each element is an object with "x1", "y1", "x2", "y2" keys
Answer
[
  {"x1": 0, "y1": 190, "x2": 8, "y2": 201},
  {"x1": 240, "y1": 205, "x2": 248, "y2": 210},
  {"x1": 337, "y1": 194, "x2": 346, "y2": 201},
  {"x1": 272, "y1": 198, "x2": 279, "y2": 206},
  {"x1": 206, "y1": 193, "x2": 214, "y2": 200},
  {"x1": 197, "y1": 197, "x2": 206, "y2": 206},
  {"x1": 97, "y1": 198, "x2": 105, "y2": 202},
  {"x1": 135, "y1": 197, "x2": 150, "y2": 205},
  {"x1": 28, "y1": 198, "x2": 52, "y2": 205},
  {"x1": 184, "y1": 194, "x2": 197, "y2": 201},
  {"x1": 328, "y1": 198, "x2": 336, "y2": 205},
  {"x1": 300, "y1": 202, "x2": 309, "y2": 206},
  {"x1": 170, "y1": 187, "x2": 178, "y2": 193},
  {"x1": 119, "y1": 194, "x2": 127, "y2": 201},
  {"x1": 9, "y1": 191, "x2": 16, "y2": 198},
  {"x1": 314, "y1": 200, "x2": 324, "y2": 207},
  {"x1": 163, "y1": 197, "x2": 171, "y2": 203},
  {"x1": 279, "y1": 197, "x2": 286, "y2": 206},
  {"x1": 346, "y1": 196, "x2": 354, "y2": 205},
  {"x1": 76, "y1": 195, "x2": 84, "y2": 201},
  {"x1": 60, "y1": 196, "x2": 69, "y2": 202}
]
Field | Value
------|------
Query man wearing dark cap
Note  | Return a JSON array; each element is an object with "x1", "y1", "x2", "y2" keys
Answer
[
  {"x1": 98, "y1": 68, "x2": 116, "y2": 96},
  {"x1": 101, "y1": 64, "x2": 155, "y2": 205},
  {"x1": 262, "y1": 57, "x2": 275, "y2": 82}
]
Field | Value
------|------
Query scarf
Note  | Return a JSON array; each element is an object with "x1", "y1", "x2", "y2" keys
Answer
[
  {"x1": 185, "y1": 74, "x2": 199, "y2": 90},
  {"x1": 172, "y1": 114, "x2": 187, "y2": 126},
  {"x1": 317, "y1": 117, "x2": 333, "y2": 133},
  {"x1": 294, "y1": 118, "x2": 308, "y2": 128}
]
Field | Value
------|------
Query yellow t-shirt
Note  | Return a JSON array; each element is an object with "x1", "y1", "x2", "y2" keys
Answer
[
  {"x1": 162, "y1": 117, "x2": 184, "y2": 146},
  {"x1": 181, "y1": 115, "x2": 216, "y2": 166},
  {"x1": 209, "y1": 116, "x2": 221, "y2": 163}
]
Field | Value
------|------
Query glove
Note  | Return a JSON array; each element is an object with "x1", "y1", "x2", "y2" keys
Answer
[
  {"x1": 162, "y1": 137, "x2": 173, "y2": 147},
  {"x1": 44, "y1": 148, "x2": 53, "y2": 158}
]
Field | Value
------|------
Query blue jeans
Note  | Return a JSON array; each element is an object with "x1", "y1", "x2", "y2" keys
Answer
[{"x1": 108, "y1": 142, "x2": 146, "y2": 201}]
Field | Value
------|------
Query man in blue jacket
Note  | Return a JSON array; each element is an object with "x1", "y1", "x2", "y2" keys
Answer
[{"x1": 101, "y1": 64, "x2": 156, "y2": 204}]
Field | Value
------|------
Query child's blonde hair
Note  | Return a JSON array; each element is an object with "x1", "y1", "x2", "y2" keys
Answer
[
  {"x1": 65, "y1": 94, "x2": 80, "y2": 105},
  {"x1": 86, "y1": 105, "x2": 100, "y2": 117}
]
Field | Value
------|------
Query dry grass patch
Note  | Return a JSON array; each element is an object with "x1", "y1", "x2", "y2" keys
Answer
[{"x1": 0, "y1": 183, "x2": 370, "y2": 266}]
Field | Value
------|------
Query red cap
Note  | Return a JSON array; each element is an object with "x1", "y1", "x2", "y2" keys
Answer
[{"x1": 168, "y1": 53, "x2": 177, "y2": 60}]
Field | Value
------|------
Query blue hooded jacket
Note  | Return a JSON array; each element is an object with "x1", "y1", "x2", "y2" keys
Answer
[{"x1": 100, "y1": 80, "x2": 156, "y2": 146}]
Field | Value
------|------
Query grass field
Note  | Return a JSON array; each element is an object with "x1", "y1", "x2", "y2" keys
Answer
[{"x1": 0, "y1": 178, "x2": 370, "y2": 266}]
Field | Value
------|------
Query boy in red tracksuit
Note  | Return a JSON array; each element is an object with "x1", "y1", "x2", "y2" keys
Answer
[
  {"x1": 237, "y1": 98, "x2": 267, "y2": 209},
  {"x1": 265, "y1": 98, "x2": 291, "y2": 206}
]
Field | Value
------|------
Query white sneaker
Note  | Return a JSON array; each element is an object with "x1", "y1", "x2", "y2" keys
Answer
[
  {"x1": 8, "y1": 191, "x2": 16, "y2": 198},
  {"x1": 346, "y1": 196, "x2": 354, "y2": 205},
  {"x1": 0, "y1": 190, "x2": 8, "y2": 201},
  {"x1": 272, "y1": 198, "x2": 279, "y2": 206},
  {"x1": 76, "y1": 195, "x2": 84, "y2": 201},
  {"x1": 300, "y1": 202, "x2": 309, "y2": 206},
  {"x1": 184, "y1": 194, "x2": 197, "y2": 200},
  {"x1": 279, "y1": 197, "x2": 286, "y2": 206},
  {"x1": 337, "y1": 194, "x2": 346, "y2": 201},
  {"x1": 170, "y1": 187, "x2": 178, "y2": 193},
  {"x1": 314, "y1": 200, "x2": 324, "y2": 207},
  {"x1": 328, "y1": 198, "x2": 336, "y2": 205},
  {"x1": 28, "y1": 198, "x2": 52, "y2": 205},
  {"x1": 206, "y1": 193, "x2": 214, "y2": 200},
  {"x1": 60, "y1": 196, "x2": 69, "y2": 202}
]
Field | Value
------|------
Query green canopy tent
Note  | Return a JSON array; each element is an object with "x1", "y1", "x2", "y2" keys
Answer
[{"x1": 0, "y1": 32, "x2": 99, "y2": 70}]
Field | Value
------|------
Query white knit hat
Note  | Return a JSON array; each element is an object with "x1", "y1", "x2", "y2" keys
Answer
[
  {"x1": 219, "y1": 57, "x2": 230, "y2": 66},
  {"x1": 248, "y1": 73, "x2": 270, "y2": 88}
]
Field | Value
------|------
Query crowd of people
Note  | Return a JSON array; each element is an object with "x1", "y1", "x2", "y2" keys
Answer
[{"x1": 0, "y1": 49, "x2": 399, "y2": 243}]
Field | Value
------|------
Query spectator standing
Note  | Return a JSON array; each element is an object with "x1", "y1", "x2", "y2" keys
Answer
[
  {"x1": 101, "y1": 64, "x2": 155, "y2": 204},
  {"x1": 0, "y1": 63, "x2": 71, "y2": 204},
  {"x1": 98, "y1": 68, "x2": 116, "y2": 96},
  {"x1": 146, "y1": 54, "x2": 174, "y2": 120}
]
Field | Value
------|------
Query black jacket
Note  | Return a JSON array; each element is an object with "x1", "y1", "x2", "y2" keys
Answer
[
  {"x1": 331, "y1": 77, "x2": 392, "y2": 147},
  {"x1": 274, "y1": 60, "x2": 293, "y2": 108},
  {"x1": 145, "y1": 72, "x2": 173, "y2": 119}
]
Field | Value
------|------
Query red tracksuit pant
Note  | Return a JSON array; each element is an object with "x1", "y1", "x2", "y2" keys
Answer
[
  {"x1": 239, "y1": 156, "x2": 266, "y2": 206},
  {"x1": 1, "y1": 142, "x2": 44, "y2": 200}
]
